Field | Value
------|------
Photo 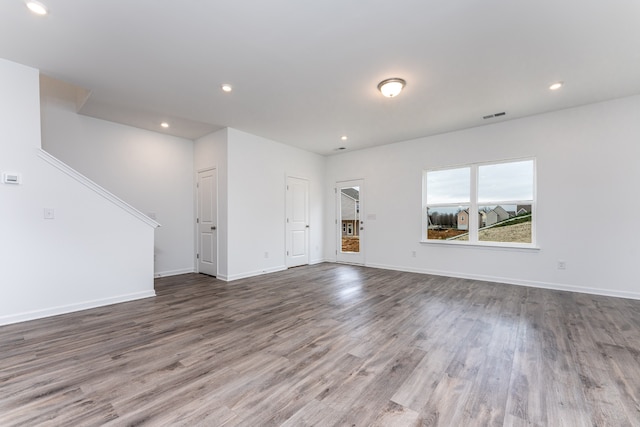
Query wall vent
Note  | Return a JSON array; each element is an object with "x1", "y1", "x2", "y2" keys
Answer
[{"x1": 483, "y1": 111, "x2": 506, "y2": 120}]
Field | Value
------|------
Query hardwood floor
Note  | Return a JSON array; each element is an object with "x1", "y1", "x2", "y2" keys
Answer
[{"x1": 2, "y1": 263, "x2": 640, "y2": 426}]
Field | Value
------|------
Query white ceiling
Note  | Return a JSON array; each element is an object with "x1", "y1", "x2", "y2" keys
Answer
[{"x1": 2, "y1": 0, "x2": 640, "y2": 155}]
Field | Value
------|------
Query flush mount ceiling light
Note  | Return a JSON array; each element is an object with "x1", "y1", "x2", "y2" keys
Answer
[
  {"x1": 377, "y1": 78, "x2": 406, "y2": 98},
  {"x1": 341, "y1": 135, "x2": 348, "y2": 141},
  {"x1": 549, "y1": 81, "x2": 564, "y2": 91},
  {"x1": 25, "y1": 0, "x2": 48, "y2": 15},
  {"x1": 160, "y1": 122, "x2": 169, "y2": 128},
  {"x1": 221, "y1": 84, "x2": 233, "y2": 93}
]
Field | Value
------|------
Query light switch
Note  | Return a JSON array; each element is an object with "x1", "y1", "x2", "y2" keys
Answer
[
  {"x1": 2, "y1": 172, "x2": 21, "y2": 184},
  {"x1": 44, "y1": 208, "x2": 55, "y2": 219}
]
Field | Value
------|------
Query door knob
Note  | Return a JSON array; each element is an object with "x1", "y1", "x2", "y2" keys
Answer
[
  {"x1": 306, "y1": 225, "x2": 310, "y2": 228},
  {"x1": 211, "y1": 226, "x2": 216, "y2": 230}
]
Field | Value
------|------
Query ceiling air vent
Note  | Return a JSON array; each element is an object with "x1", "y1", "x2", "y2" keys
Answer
[{"x1": 483, "y1": 112, "x2": 506, "y2": 120}]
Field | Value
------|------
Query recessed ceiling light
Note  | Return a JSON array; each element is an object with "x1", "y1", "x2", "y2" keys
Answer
[
  {"x1": 377, "y1": 78, "x2": 406, "y2": 98},
  {"x1": 549, "y1": 82, "x2": 564, "y2": 91},
  {"x1": 160, "y1": 122, "x2": 169, "y2": 128},
  {"x1": 221, "y1": 84, "x2": 233, "y2": 93},
  {"x1": 341, "y1": 136, "x2": 348, "y2": 141},
  {"x1": 25, "y1": 0, "x2": 48, "y2": 15}
]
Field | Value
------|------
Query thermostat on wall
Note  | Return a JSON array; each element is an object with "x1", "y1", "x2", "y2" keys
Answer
[{"x1": 2, "y1": 172, "x2": 22, "y2": 184}]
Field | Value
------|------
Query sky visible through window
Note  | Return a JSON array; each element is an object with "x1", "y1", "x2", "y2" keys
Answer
[
  {"x1": 426, "y1": 167, "x2": 470, "y2": 204},
  {"x1": 427, "y1": 160, "x2": 533, "y2": 205},
  {"x1": 478, "y1": 160, "x2": 533, "y2": 202}
]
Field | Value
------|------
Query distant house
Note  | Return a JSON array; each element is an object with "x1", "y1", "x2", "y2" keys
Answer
[
  {"x1": 516, "y1": 204, "x2": 532, "y2": 215},
  {"x1": 479, "y1": 210, "x2": 487, "y2": 228},
  {"x1": 457, "y1": 209, "x2": 484, "y2": 230},
  {"x1": 341, "y1": 189, "x2": 360, "y2": 236},
  {"x1": 485, "y1": 205, "x2": 510, "y2": 227},
  {"x1": 457, "y1": 210, "x2": 469, "y2": 230}
]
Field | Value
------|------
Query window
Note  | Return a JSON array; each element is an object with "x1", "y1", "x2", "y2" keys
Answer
[{"x1": 423, "y1": 159, "x2": 535, "y2": 246}]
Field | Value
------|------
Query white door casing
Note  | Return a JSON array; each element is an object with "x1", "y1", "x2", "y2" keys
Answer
[
  {"x1": 197, "y1": 169, "x2": 217, "y2": 276},
  {"x1": 336, "y1": 179, "x2": 365, "y2": 265},
  {"x1": 286, "y1": 176, "x2": 310, "y2": 267}
]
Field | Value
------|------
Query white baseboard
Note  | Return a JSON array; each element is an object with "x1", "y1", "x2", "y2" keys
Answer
[
  {"x1": 365, "y1": 262, "x2": 640, "y2": 301},
  {"x1": 154, "y1": 268, "x2": 195, "y2": 278},
  {"x1": 0, "y1": 290, "x2": 156, "y2": 326},
  {"x1": 225, "y1": 265, "x2": 288, "y2": 282},
  {"x1": 218, "y1": 260, "x2": 328, "y2": 281},
  {"x1": 310, "y1": 258, "x2": 331, "y2": 265}
]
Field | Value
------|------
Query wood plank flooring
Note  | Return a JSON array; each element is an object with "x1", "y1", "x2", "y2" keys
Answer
[{"x1": 2, "y1": 263, "x2": 640, "y2": 426}]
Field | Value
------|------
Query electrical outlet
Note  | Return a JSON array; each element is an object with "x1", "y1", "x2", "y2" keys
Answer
[
  {"x1": 557, "y1": 260, "x2": 566, "y2": 270},
  {"x1": 411, "y1": 251, "x2": 417, "y2": 258},
  {"x1": 264, "y1": 252, "x2": 269, "y2": 259},
  {"x1": 44, "y1": 208, "x2": 55, "y2": 219}
]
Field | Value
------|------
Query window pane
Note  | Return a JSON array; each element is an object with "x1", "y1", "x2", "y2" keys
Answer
[
  {"x1": 426, "y1": 167, "x2": 470, "y2": 204},
  {"x1": 478, "y1": 160, "x2": 533, "y2": 203},
  {"x1": 340, "y1": 186, "x2": 360, "y2": 253},
  {"x1": 478, "y1": 204, "x2": 532, "y2": 243},
  {"x1": 426, "y1": 206, "x2": 470, "y2": 240}
]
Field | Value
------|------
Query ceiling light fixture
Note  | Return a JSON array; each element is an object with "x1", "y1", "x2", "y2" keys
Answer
[
  {"x1": 549, "y1": 81, "x2": 564, "y2": 91},
  {"x1": 221, "y1": 84, "x2": 233, "y2": 93},
  {"x1": 160, "y1": 122, "x2": 169, "y2": 128},
  {"x1": 341, "y1": 136, "x2": 348, "y2": 141},
  {"x1": 377, "y1": 78, "x2": 406, "y2": 98},
  {"x1": 25, "y1": 0, "x2": 48, "y2": 15}
]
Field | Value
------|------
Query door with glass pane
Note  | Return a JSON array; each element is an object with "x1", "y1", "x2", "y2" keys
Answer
[{"x1": 336, "y1": 179, "x2": 364, "y2": 264}]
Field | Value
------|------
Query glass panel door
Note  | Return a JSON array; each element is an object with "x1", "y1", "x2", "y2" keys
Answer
[{"x1": 336, "y1": 179, "x2": 364, "y2": 264}]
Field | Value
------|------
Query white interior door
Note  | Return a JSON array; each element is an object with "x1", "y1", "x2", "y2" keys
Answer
[
  {"x1": 336, "y1": 179, "x2": 365, "y2": 265},
  {"x1": 197, "y1": 169, "x2": 217, "y2": 276},
  {"x1": 286, "y1": 176, "x2": 310, "y2": 267}
]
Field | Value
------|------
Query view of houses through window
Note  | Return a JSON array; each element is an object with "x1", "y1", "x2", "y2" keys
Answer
[{"x1": 424, "y1": 159, "x2": 535, "y2": 245}]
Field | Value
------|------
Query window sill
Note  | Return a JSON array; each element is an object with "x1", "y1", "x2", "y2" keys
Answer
[{"x1": 419, "y1": 240, "x2": 540, "y2": 251}]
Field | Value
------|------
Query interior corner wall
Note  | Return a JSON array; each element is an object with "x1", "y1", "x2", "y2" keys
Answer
[
  {"x1": 225, "y1": 128, "x2": 325, "y2": 281},
  {"x1": 40, "y1": 94, "x2": 195, "y2": 277},
  {"x1": 325, "y1": 94, "x2": 640, "y2": 299},
  {"x1": 0, "y1": 58, "x2": 156, "y2": 325},
  {"x1": 194, "y1": 128, "x2": 229, "y2": 279}
]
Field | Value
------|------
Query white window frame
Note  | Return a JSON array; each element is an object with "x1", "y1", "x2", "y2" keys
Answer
[{"x1": 422, "y1": 158, "x2": 537, "y2": 249}]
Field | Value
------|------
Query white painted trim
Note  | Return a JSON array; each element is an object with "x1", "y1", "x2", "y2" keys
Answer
[
  {"x1": 155, "y1": 268, "x2": 195, "y2": 278},
  {"x1": 225, "y1": 265, "x2": 287, "y2": 282},
  {"x1": 37, "y1": 148, "x2": 161, "y2": 228},
  {"x1": 419, "y1": 240, "x2": 540, "y2": 251},
  {"x1": 0, "y1": 290, "x2": 156, "y2": 326},
  {"x1": 310, "y1": 258, "x2": 330, "y2": 265},
  {"x1": 365, "y1": 262, "x2": 640, "y2": 301}
]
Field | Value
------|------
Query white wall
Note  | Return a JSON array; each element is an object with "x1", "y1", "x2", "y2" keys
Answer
[
  {"x1": 0, "y1": 58, "x2": 157, "y2": 325},
  {"x1": 325, "y1": 95, "x2": 640, "y2": 299},
  {"x1": 226, "y1": 128, "x2": 325, "y2": 280},
  {"x1": 41, "y1": 93, "x2": 195, "y2": 277},
  {"x1": 195, "y1": 128, "x2": 325, "y2": 281},
  {"x1": 194, "y1": 128, "x2": 229, "y2": 278}
]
